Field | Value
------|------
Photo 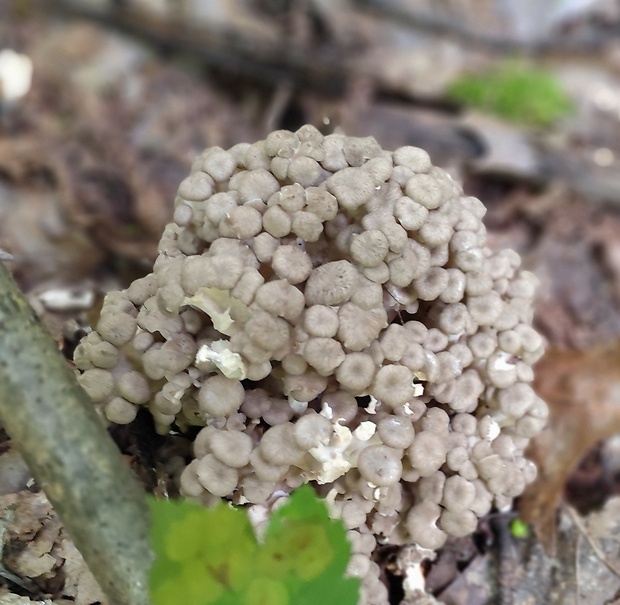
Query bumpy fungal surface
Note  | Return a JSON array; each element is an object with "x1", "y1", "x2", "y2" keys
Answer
[{"x1": 75, "y1": 126, "x2": 547, "y2": 604}]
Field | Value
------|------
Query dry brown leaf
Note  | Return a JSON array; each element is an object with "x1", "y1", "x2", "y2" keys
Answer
[
  {"x1": 521, "y1": 341, "x2": 620, "y2": 549},
  {"x1": 0, "y1": 492, "x2": 105, "y2": 604}
]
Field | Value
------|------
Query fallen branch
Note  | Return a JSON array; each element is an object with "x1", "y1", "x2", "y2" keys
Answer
[
  {"x1": 44, "y1": 0, "x2": 350, "y2": 94},
  {"x1": 0, "y1": 262, "x2": 152, "y2": 605}
]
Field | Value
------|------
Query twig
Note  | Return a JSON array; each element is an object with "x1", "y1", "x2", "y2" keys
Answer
[
  {"x1": 0, "y1": 263, "x2": 152, "y2": 605},
  {"x1": 566, "y1": 505, "x2": 620, "y2": 579}
]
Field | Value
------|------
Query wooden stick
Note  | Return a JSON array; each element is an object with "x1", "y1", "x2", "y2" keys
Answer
[{"x1": 0, "y1": 262, "x2": 152, "y2": 605}]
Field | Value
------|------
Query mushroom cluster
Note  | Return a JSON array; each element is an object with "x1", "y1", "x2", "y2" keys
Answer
[{"x1": 74, "y1": 126, "x2": 546, "y2": 604}]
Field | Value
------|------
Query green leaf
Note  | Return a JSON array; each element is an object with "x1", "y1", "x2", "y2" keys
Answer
[
  {"x1": 262, "y1": 485, "x2": 360, "y2": 605},
  {"x1": 148, "y1": 486, "x2": 360, "y2": 605},
  {"x1": 148, "y1": 497, "x2": 258, "y2": 605}
]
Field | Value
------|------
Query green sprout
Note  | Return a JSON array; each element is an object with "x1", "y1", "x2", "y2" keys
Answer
[
  {"x1": 448, "y1": 61, "x2": 573, "y2": 127},
  {"x1": 509, "y1": 517, "x2": 529, "y2": 539},
  {"x1": 148, "y1": 485, "x2": 360, "y2": 605}
]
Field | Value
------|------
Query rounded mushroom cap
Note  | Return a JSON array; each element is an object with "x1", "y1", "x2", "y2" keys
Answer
[
  {"x1": 377, "y1": 416, "x2": 415, "y2": 449},
  {"x1": 209, "y1": 429, "x2": 254, "y2": 468},
  {"x1": 304, "y1": 305, "x2": 339, "y2": 338},
  {"x1": 371, "y1": 365, "x2": 415, "y2": 409},
  {"x1": 282, "y1": 371, "x2": 327, "y2": 402},
  {"x1": 303, "y1": 338, "x2": 345, "y2": 376},
  {"x1": 218, "y1": 205, "x2": 263, "y2": 239},
  {"x1": 395, "y1": 196, "x2": 428, "y2": 231},
  {"x1": 293, "y1": 411, "x2": 333, "y2": 450},
  {"x1": 305, "y1": 187, "x2": 338, "y2": 220},
  {"x1": 196, "y1": 454, "x2": 238, "y2": 497},
  {"x1": 326, "y1": 167, "x2": 375, "y2": 210},
  {"x1": 350, "y1": 230, "x2": 390, "y2": 267},
  {"x1": 79, "y1": 369, "x2": 114, "y2": 402},
  {"x1": 357, "y1": 445, "x2": 403, "y2": 487},
  {"x1": 198, "y1": 375, "x2": 245, "y2": 417},
  {"x1": 406, "y1": 501, "x2": 448, "y2": 550},
  {"x1": 338, "y1": 304, "x2": 387, "y2": 351},
  {"x1": 271, "y1": 245, "x2": 313, "y2": 284},
  {"x1": 440, "y1": 509, "x2": 478, "y2": 537},
  {"x1": 304, "y1": 260, "x2": 359, "y2": 306},
  {"x1": 292, "y1": 211, "x2": 324, "y2": 242},
  {"x1": 179, "y1": 459, "x2": 204, "y2": 498},
  {"x1": 202, "y1": 147, "x2": 236, "y2": 182},
  {"x1": 97, "y1": 313, "x2": 137, "y2": 347},
  {"x1": 497, "y1": 382, "x2": 536, "y2": 418},
  {"x1": 393, "y1": 146, "x2": 432, "y2": 172},
  {"x1": 250, "y1": 449, "x2": 289, "y2": 482},
  {"x1": 116, "y1": 371, "x2": 151, "y2": 405},
  {"x1": 254, "y1": 280, "x2": 305, "y2": 321},
  {"x1": 341, "y1": 500, "x2": 371, "y2": 530},
  {"x1": 87, "y1": 340, "x2": 119, "y2": 370},
  {"x1": 104, "y1": 397, "x2": 138, "y2": 424},
  {"x1": 408, "y1": 432, "x2": 449, "y2": 477},
  {"x1": 178, "y1": 172, "x2": 215, "y2": 201},
  {"x1": 442, "y1": 475, "x2": 476, "y2": 513}
]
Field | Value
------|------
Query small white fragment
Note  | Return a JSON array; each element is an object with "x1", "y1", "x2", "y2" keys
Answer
[
  {"x1": 183, "y1": 287, "x2": 251, "y2": 336},
  {"x1": 184, "y1": 289, "x2": 234, "y2": 334},
  {"x1": 366, "y1": 396, "x2": 379, "y2": 414},
  {"x1": 333, "y1": 423, "x2": 353, "y2": 445},
  {"x1": 170, "y1": 383, "x2": 191, "y2": 404},
  {"x1": 385, "y1": 283, "x2": 417, "y2": 305},
  {"x1": 412, "y1": 383, "x2": 424, "y2": 397},
  {"x1": 325, "y1": 488, "x2": 339, "y2": 506},
  {"x1": 247, "y1": 504, "x2": 270, "y2": 540},
  {"x1": 195, "y1": 341, "x2": 246, "y2": 380},
  {"x1": 402, "y1": 562, "x2": 426, "y2": 596},
  {"x1": 288, "y1": 396, "x2": 308, "y2": 414},
  {"x1": 489, "y1": 353, "x2": 515, "y2": 373},
  {"x1": 308, "y1": 423, "x2": 354, "y2": 484},
  {"x1": 353, "y1": 421, "x2": 377, "y2": 442},
  {"x1": 480, "y1": 416, "x2": 501, "y2": 442},
  {"x1": 0, "y1": 49, "x2": 33, "y2": 103},
  {"x1": 38, "y1": 287, "x2": 95, "y2": 311},
  {"x1": 320, "y1": 401, "x2": 334, "y2": 420}
]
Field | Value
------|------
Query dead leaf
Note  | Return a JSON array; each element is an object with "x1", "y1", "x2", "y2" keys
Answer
[
  {"x1": 54, "y1": 533, "x2": 106, "y2": 605},
  {"x1": 0, "y1": 492, "x2": 105, "y2": 604},
  {"x1": 521, "y1": 341, "x2": 620, "y2": 549}
]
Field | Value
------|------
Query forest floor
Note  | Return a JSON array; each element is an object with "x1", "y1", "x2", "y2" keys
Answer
[{"x1": 3, "y1": 1, "x2": 620, "y2": 603}]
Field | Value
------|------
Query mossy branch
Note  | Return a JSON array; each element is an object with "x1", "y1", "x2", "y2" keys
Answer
[{"x1": 0, "y1": 263, "x2": 152, "y2": 605}]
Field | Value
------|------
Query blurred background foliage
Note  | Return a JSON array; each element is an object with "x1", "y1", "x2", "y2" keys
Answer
[{"x1": 448, "y1": 61, "x2": 573, "y2": 126}]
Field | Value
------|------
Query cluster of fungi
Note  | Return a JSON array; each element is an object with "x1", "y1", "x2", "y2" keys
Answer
[{"x1": 75, "y1": 126, "x2": 546, "y2": 604}]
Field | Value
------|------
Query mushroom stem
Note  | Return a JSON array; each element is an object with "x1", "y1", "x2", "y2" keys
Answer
[{"x1": 0, "y1": 263, "x2": 152, "y2": 605}]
